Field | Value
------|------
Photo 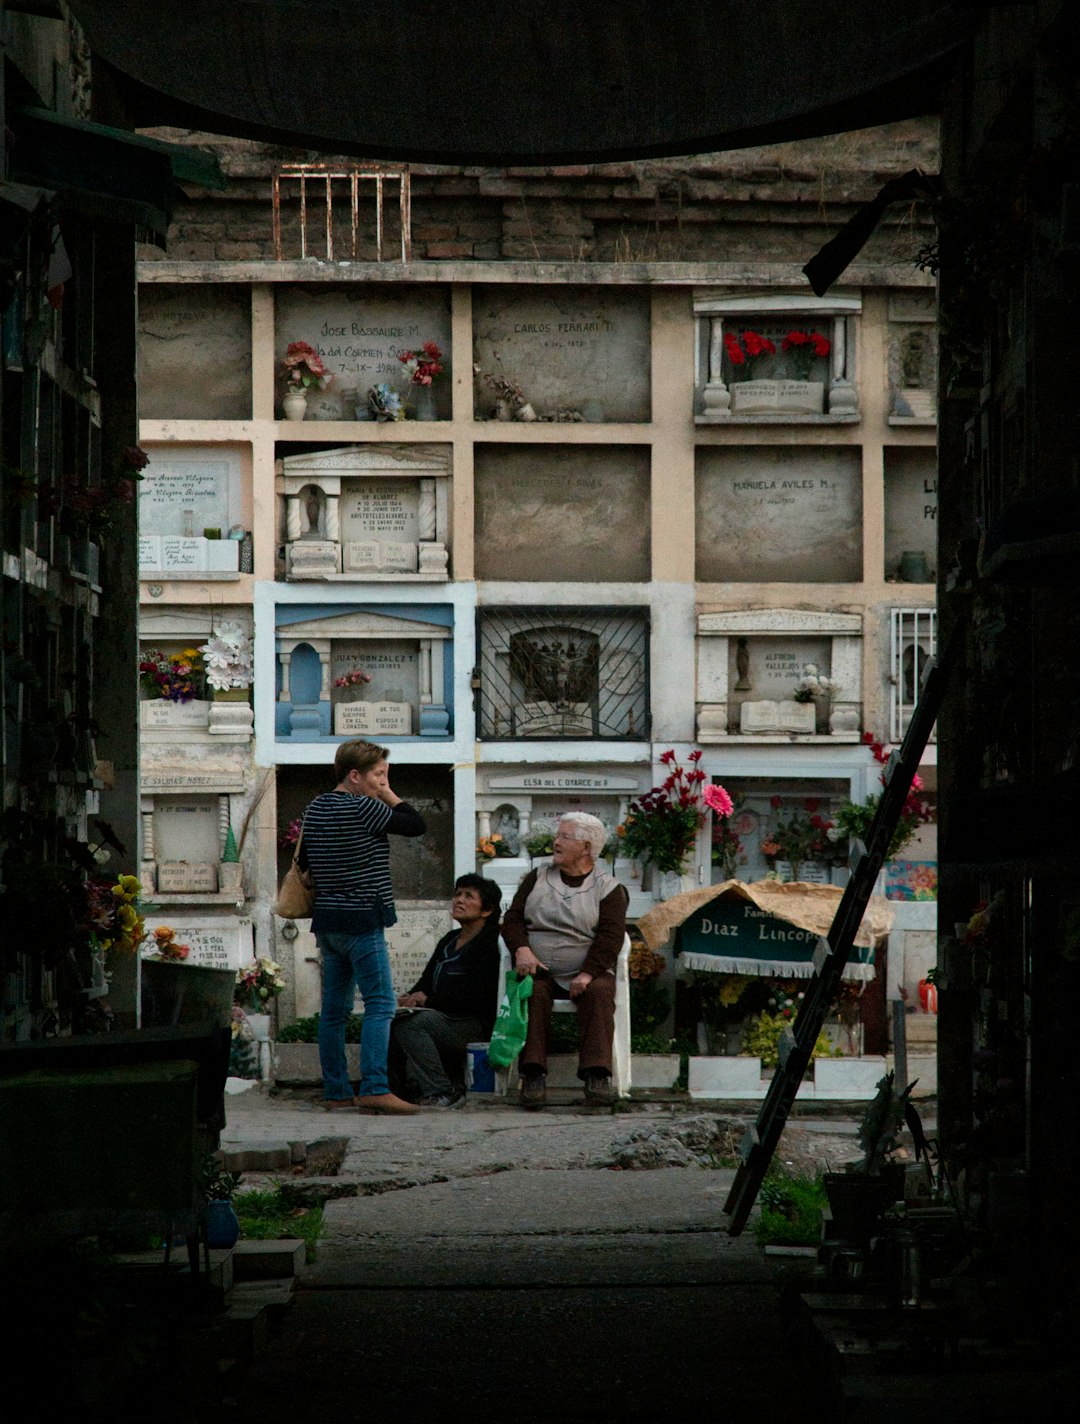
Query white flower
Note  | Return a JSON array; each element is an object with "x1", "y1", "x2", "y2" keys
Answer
[{"x1": 200, "y1": 621, "x2": 254, "y2": 690}]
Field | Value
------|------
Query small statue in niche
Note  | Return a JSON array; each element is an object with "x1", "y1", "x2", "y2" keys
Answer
[
  {"x1": 302, "y1": 485, "x2": 323, "y2": 538},
  {"x1": 901, "y1": 330, "x2": 931, "y2": 389},
  {"x1": 491, "y1": 804, "x2": 521, "y2": 856},
  {"x1": 734, "y1": 637, "x2": 752, "y2": 691}
]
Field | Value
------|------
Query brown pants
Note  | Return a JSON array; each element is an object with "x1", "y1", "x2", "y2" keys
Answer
[{"x1": 520, "y1": 971, "x2": 615, "y2": 1078}]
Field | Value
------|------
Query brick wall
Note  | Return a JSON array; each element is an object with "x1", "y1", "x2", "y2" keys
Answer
[{"x1": 143, "y1": 119, "x2": 939, "y2": 265}]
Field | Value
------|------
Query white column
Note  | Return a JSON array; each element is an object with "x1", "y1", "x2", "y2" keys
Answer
[
  {"x1": 418, "y1": 478, "x2": 437, "y2": 540},
  {"x1": 286, "y1": 497, "x2": 303, "y2": 543},
  {"x1": 419, "y1": 640, "x2": 433, "y2": 705},
  {"x1": 141, "y1": 810, "x2": 155, "y2": 861},
  {"x1": 477, "y1": 809, "x2": 492, "y2": 840},
  {"x1": 325, "y1": 494, "x2": 340, "y2": 542},
  {"x1": 278, "y1": 649, "x2": 292, "y2": 702},
  {"x1": 318, "y1": 651, "x2": 331, "y2": 701},
  {"x1": 701, "y1": 316, "x2": 731, "y2": 416},
  {"x1": 829, "y1": 314, "x2": 859, "y2": 414},
  {"x1": 218, "y1": 795, "x2": 231, "y2": 855}
]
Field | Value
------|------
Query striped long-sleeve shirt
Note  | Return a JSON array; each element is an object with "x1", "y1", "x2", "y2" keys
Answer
[{"x1": 299, "y1": 790, "x2": 426, "y2": 935}]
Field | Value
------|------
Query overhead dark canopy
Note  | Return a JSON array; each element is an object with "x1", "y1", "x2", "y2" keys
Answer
[{"x1": 70, "y1": 1, "x2": 971, "y2": 164}]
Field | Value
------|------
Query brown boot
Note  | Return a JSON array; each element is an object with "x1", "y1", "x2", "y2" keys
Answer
[{"x1": 357, "y1": 1092, "x2": 421, "y2": 1115}]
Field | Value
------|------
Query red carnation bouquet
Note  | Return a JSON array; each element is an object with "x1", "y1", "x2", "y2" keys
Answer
[
  {"x1": 780, "y1": 329, "x2": 830, "y2": 379},
  {"x1": 723, "y1": 329, "x2": 776, "y2": 378}
]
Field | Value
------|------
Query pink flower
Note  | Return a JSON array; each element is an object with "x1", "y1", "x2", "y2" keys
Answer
[{"x1": 703, "y1": 783, "x2": 734, "y2": 818}]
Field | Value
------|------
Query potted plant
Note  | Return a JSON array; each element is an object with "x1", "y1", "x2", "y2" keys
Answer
[
  {"x1": 618, "y1": 750, "x2": 729, "y2": 895},
  {"x1": 825, "y1": 732, "x2": 933, "y2": 860},
  {"x1": 398, "y1": 339, "x2": 445, "y2": 420},
  {"x1": 279, "y1": 340, "x2": 332, "y2": 420},
  {"x1": 200, "y1": 1153, "x2": 242, "y2": 1248},
  {"x1": 823, "y1": 1070, "x2": 917, "y2": 1244}
]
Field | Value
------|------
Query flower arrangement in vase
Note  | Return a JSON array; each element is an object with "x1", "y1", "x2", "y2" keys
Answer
[
  {"x1": 399, "y1": 340, "x2": 444, "y2": 419},
  {"x1": 760, "y1": 797, "x2": 835, "y2": 881},
  {"x1": 792, "y1": 664, "x2": 836, "y2": 704},
  {"x1": 85, "y1": 874, "x2": 147, "y2": 960},
  {"x1": 780, "y1": 329, "x2": 831, "y2": 381},
  {"x1": 723, "y1": 329, "x2": 776, "y2": 380},
  {"x1": 145, "y1": 925, "x2": 191, "y2": 962},
  {"x1": 280, "y1": 341, "x2": 331, "y2": 419},
  {"x1": 333, "y1": 666, "x2": 372, "y2": 692},
  {"x1": 234, "y1": 956, "x2": 286, "y2": 1011},
  {"x1": 139, "y1": 648, "x2": 205, "y2": 702},
  {"x1": 617, "y1": 750, "x2": 727, "y2": 877}
]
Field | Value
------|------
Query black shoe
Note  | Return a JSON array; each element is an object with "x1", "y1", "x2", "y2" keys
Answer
[
  {"x1": 583, "y1": 1072, "x2": 614, "y2": 1106},
  {"x1": 519, "y1": 1072, "x2": 547, "y2": 1110},
  {"x1": 419, "y1": 1088, "x2": 466, "y2": 1110}
]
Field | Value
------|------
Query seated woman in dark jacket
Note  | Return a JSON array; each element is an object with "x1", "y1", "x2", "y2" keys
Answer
[{"x1": 389, "y1": 874, "x2": 502, "y2": 1108}]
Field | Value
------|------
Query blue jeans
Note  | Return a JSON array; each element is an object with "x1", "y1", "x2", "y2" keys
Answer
[{"x1": 316, "y1": 930, "x2": 396, "y2": 1100}]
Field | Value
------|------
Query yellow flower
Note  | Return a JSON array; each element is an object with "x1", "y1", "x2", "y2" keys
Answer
[
  {"x1": 113, "y1": 874, "x2": 141, "y2": 900},
  {"x1": 117, "y1": 903, "x2": 138, "y2": 932}
]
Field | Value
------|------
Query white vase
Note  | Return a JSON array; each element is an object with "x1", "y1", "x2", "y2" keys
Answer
[
  {"x1": 410, "y1": 383, "x2": 437, "y2": 420},
  {"x1": 245, "y1": 1012, "x2": 271, "y2": 1042},
  {"x1": 282, "y1": 390, "x2": 308, "y2": 421}
]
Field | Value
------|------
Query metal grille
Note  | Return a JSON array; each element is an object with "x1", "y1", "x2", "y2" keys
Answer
[
  {"x1": 272, "y1": 164, "x2": 412, "y2": 262},
  {"x1": 477, "y1": 607, "x2": 650, "y2": 741},
  {"x1": 890, "y1": 607, "x2": 937, "y2": 742}
]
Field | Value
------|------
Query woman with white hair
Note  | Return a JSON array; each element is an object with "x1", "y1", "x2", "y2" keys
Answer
[{"x1": 501, "y1": 811, "x2": 627, "y2": 1108}]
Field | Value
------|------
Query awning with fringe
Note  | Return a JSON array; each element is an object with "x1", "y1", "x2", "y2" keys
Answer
[{"x1": 637, "y1": 879, "x2": 893, "y2": 982}]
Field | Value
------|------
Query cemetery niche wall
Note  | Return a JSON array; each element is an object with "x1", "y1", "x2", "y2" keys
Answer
[
  {"x1": 886, "y1": 293, "x2": 937, "y2": 425},
  {"x1": 274, "y1": 285, "x2": 452, "y2": 421},
  {"x1": 274, "y1": 602, "x2": 453, "y2": 740},
  {"x1": 477, "y1": 607, "x2": 649, "y2": 740},
  {"x1": 138, "y1": 283, "x2": 253, "y2": 421},
  {"x1": 139, "y1": 609, "x2": 254, "y2": 740},
  {"x1": 694, "y1": 293, "x2": 861, "y2": 422},
  {"x1": 884, "y1": 446, "x2": 937, "y2": 583},
  {"x1": 278, "y1": 444, "x2": 450, "y2": 580},
  {"x1": 695, "y1": 446, "x2": 863, "y2": 583},
  {"x1": 696, "y1": 609, "x2": 863, "y2": 740},
  {"x1": 139, "y1": 445, "x2": 250, "y2": 578},
  {"x1": 473, "y1": 444, "x2": 650, "y2": 582},
  {"x1": 472, "y1": 285, "x2": 650, "y2": 423}
]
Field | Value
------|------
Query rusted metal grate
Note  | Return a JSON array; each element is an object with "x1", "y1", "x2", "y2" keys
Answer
[
  {"x1": 272, "y1": 164, "x2": 412, "y2": 261},
  {"x1": 477, "y1": 607, "x2": 650, "y2": 741}
]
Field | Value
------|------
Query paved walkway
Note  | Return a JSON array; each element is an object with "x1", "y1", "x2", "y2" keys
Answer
[{"x1": 224, "y1": 1088, "x2": 864, "y2": 1420}]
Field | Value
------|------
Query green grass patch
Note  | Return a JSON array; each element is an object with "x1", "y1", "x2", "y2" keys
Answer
[
  {"x1": 235, "y1": 1188, "x2": 324, "y2": 1262},
  {"x1": 277, "y1": 1012, "x2": 364, "y2": 1044},
  {"x1": 753, "y1": 1171, "x2": 826, "y2": 1246}
]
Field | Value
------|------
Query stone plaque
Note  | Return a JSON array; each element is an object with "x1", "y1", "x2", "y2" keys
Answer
[
  {"x1": 153, "y1": 798, "x2": 220, "y2": 864},
  {"x1": 140, "y1": 450, "x2": 240, "y2": 537},
  {"x1": 515, "y1": 701, "x2": 592, "y2": 737},
  {"x1": 729, "y1": 638, "x2": 831, "y2": 704},
  {"x1": 160, "y1": 537, "x2": 207, "y2": 572},
  {"x1": 474, "y1": 445, "x2": 650, "y2": 581},
  {"x1": 343, "y1": 541, "x2": 418, "y2": 574},
  {"x1": 341, "y1": 479, "x2": 420, "y2": 541},
  {"x1": 140, "y1": 700, "x2": 211, "y2": 729},
  {"x1": 275, "y1": 286, "x2": 451, "y2": 413},
  {"x1": 730, "y1": 380, "x2": 825, "y2": 415},
  {"x1": 333, "y1": 640, "x2": 420, "y2": 707},
  {"x1": 157, "y1": 862, "x2": 218, "y2": 893},
  {"x1": 143, "y1": 920, "x2": 252, "y2": 971},
  {"x1": 138, "y1": 284, "x2": 252, "y2": 420},
  {"x1": 488, "y1": 774, "x2": 640, "y2": 792},
  {"x1": 139, "y1": 535, "x2": 162, "y2": 570},
  {"x1": 884, "y1": 447, "x2": 937, "y2": 578},
  {"x1": 696, "y1": 446, "x2": 862, "y2": 582},
  {"x1": 472, "y1": 286, "x2": 650, "y2": 422},
  {"x1": 739, "y1": 700, "x2": 816, "y2": 734},
  {"x1": 334, "y1": 702, "x2": 413, "y2": 735}
]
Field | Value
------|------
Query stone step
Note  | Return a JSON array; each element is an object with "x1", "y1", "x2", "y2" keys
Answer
[
  {"x1": 231, "y1": 1278, "x2": 296, "y2": 1325},
  {"x1": 232, "y1": 1238, "x2": 307, "y2": 1279}
]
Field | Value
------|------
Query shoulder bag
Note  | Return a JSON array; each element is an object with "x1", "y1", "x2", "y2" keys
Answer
[{"x1": 274, "y1": 820, "x2": 315, "y2": 919}]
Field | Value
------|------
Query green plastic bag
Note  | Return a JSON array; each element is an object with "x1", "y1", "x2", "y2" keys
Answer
[{"x1": 486, "y1": 971, "x2": 534, "y2": 1068}]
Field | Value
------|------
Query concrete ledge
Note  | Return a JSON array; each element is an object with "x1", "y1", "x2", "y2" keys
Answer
[
  {"x1": 273, "y1": 1043, "x2": 357, "y2": 1086},
  {"x1": 688, "y1": 1055, "x2": 888, "y2": 1101}
]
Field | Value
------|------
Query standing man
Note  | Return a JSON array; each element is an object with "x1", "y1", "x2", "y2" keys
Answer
[
  {"x1": 300, "y1": 739, "x2": 425, "y2": 1114},
  {"x1": 390, "y1": 874, "x2": 502, "y2": 1108}
]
